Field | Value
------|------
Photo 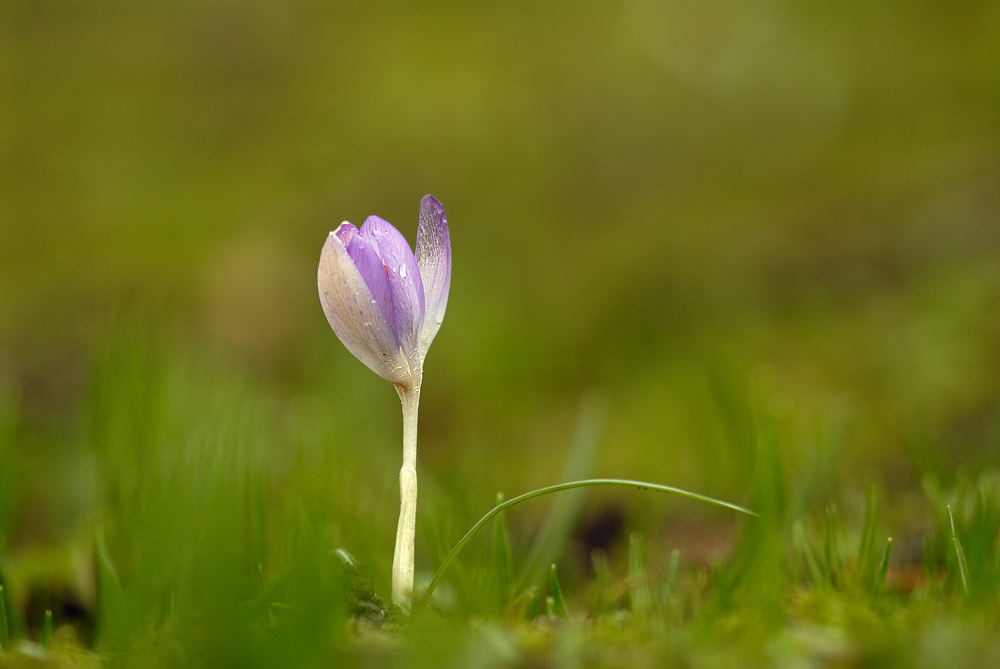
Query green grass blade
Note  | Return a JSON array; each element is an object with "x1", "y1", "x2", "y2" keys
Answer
[
  {"x1": 96, "y1": 528, "x2": 128, "y2": 651},
  {"x1": 858, "y1": 480, "x2": 880, "y2": 580},
  {"x1": 41, "y1": 609, "x2": 52, "y2": 647},
  {"x1": 947, "y1": 505, "x2": 970, "y2": 597},
  {"x1": 491, "y1": 493, "x2": 514, "y2": 606},
  {"x1": 964, "y1": 482, "x2": 998, "y2": 594},
  {"x1": 794, "y1": 521, "x2": 825, "y2": 587},
  {"x1": 871, "y1": 537, "x2": 893, "y2": 600},
  {"x1": 952, "y1": 538, "x2": 971, "y2": 597},
  {"x1": 659, "y1": 548, "x2": 680, "y2": 610},
  {"x1": 549, "y1": 564, "x2": 569, "y2": 619},
  {"x1": 591, "y1": 551, "x2": 613, "y2": 616},
  {"x1": 417, "y1": 478, "x2": 757, "y2": 608},
  {"x1": 524, "y1": 587, "x2": 538, "y2": 621},
  {"x1": 0, "y1": 584, "x2": 7, "y2": 650},
  {"x1": 628, "y1": 532, "x2": 651, "y2": 613},
  {"x1": 824, "y1": 506, "x2": 841, "y2": 586}
]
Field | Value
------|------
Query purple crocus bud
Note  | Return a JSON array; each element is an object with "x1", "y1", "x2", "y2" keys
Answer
[
  {"x1": 319, "y1": 195, "x2": 451, "y2": 611},
  {"x1": 318, "y1": 195, "x2": 451, "y2": 391}
]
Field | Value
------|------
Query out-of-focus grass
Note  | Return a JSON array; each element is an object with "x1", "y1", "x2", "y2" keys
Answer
[
  {"x1": 1, "y1": 0, "x2": 1000, "y2": 666},
  {"x1": 0, "y1": 322, "x2": 997, "y2": 666}
]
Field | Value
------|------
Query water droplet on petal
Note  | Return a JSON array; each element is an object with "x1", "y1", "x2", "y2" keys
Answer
[{"x1": 400, "y1": 265, "x2": 407, "y2": 278}]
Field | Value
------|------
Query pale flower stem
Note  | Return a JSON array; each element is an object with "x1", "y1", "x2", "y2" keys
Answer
[{"x1": 392, "y1": 385, "x2": 420, "y2": 612}]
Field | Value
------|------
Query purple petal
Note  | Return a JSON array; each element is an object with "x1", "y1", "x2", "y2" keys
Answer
[
  {"x1": 317, "y1": 231, "x2": 411, "y2": 387},
  {"x1": 346, "y1": 231, "x2": 396, "y2": 336},
  {"x1": 359, "y1": 216, "x2": 425, "y2": 367},
  {"x1": 334, "y1": 221, "x2": 358, "y2": 247},
  {"x1": 415, "y1": 195, "x2": 451, "y2": 359}
]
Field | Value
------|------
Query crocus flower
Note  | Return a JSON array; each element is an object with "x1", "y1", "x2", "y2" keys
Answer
[
  {"x1": 317, "y1": 194, "x2": 451, "y2": 613},
  {"x1": 318, "y1": 195, "x2": 451, "y2": 392}
]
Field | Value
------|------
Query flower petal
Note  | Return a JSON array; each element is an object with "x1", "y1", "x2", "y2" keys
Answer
[
  {"x1": 335, "y1": 221, "x2": 358, "y2": 247},
  {"x1": 359, "y1": 216, "x2": 425, "y2": 372},
  {"x1": 415, "y1": 195, "x2": 451, "y2": 359},
  {"x1": 318, "y1": 230, "x2": 410, "y2": 386},
  {"x1": 346, "y1": 231, "x2": 396, "y2": 336}
]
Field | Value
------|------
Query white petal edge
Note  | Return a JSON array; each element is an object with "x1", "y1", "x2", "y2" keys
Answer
[
  {"x1": 318, "y1": 229, "x2": 411, "y2": 386},
  {"x1": 416, "y1": 195, "x2": 451, "y2": 361}
]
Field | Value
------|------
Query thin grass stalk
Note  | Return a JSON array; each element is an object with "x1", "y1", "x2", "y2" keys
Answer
[
  {"x1": 491, "y1": 492, "x2": 514, "y2": 607},
  {"x1": 549, "y1": 564, "x2": 569, "y2": 619},
  {"x1": 0, "y1": 585, "x2": 7, "y2": 650},
  {"x1": 41, "y1": 610, "x2": 52, "y2": 648},
  {"x1": 629, "y1": 532, "x2": 652, "y2": 613},
  {"x1": 947, "y1": 505, "x2": 970, "y2": 597},
  {"x1": 872, "y1": 537, "x2": 893, "y2": 601},
  {"x1": 417, "y1": 478, "x2": 757, "y2": 608},
  {"x1": 659, "y1": 549, "x2": 681, "y2": 610}
]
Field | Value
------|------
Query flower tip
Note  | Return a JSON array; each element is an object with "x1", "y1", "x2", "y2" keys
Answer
[
  {"x1": 333, "y1": 221, "x2": 358, "y2": 247},
  {"x1": 420, "y1": 194, "x2": 445, "y2": 216}
]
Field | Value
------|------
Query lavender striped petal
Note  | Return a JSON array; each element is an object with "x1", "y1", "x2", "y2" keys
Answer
[
  {"x1": 318, "y1": 232, "x2": 410, "y2": 386},
  {"x1": 360, "y1": 216, "x2": 425, "y2": 370},
  {"x1": 415, "y1": 195, "x2": 451, "y2": 359},
  {"x1": 346, "y1": 231, "x2": 397, "y2": 336}
]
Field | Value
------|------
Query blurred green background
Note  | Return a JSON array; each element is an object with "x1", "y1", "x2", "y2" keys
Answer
[{"x1": 1, "y1": 0, "x2": 999, "y2": 652}]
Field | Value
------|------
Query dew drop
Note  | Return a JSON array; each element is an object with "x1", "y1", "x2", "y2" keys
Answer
[{"x1": 400, "y1": 265, "x2": 407, "y2": 278}]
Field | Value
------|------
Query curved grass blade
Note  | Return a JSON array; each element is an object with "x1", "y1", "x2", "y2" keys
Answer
[{"x1": 416, "y1": 478, "x2": 757, "y2": 608}]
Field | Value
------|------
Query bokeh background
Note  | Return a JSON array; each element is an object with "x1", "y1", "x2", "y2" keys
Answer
[{"x1": 1, "y1": 0, "x2": 999, "y2": 650}]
